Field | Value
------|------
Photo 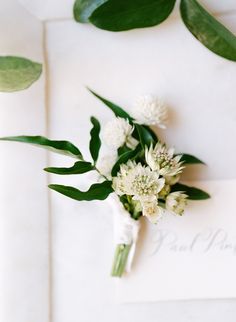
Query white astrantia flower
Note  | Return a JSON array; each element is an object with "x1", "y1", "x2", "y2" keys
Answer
[
  {"x1": 166, "y1": 192, "x2": 188, "y2": 216},
  {"x1": 141, "y1": 197, "x2": 164, "y2": 224},
  {"x1": 145, "y1": 142, "x2": 185, "y2": 177},
  {"x1": 113, "y1": 161, "x2": 165, "y2": 198},
  {"x1": 132, "y1": 94, "x2": 168, "y2": 128},
  {"x1": 103, "y1": 117, "x2": 138, "y2": 150},
  {"x1": 112, "y1": 161, "x2": 165, "y2": 224}
]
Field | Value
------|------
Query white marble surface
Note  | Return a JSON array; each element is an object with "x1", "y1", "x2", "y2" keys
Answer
[{"x1": 1, "y1": 1, "x2": 236, "y2": 322}]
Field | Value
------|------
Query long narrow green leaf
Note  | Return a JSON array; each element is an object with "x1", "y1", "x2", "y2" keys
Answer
[
  {"x1": 180, "y1": 0, "x2": 236, "y2": 61},
  {"x1": 171, "y1": 183, "x2": 210, "y2": 200},
  {"x1": 178, "y1": 153, "x2": 205, "y2": 165},
  {"x1": 89, "y1": 116, "x2": 101, "y2": 163},
  {"x1": 44, "y1": 161, "x2": 94, "y2": 175},
  {"x1": 90, "y1": 0, "x2": 176, "y2": 31},
  {"x1": 49, "y1": 181, "x2": 113, "y2": 201},
  {"x1": 111, "y1": 144, "x2": 141, "y2": 176},
  {"x1": 0, "y1": 136, "x2": 83, "y2": 159},
  {"x1": 73, "y1": 0, "x2": 107, "y2": 23},
  {"x1": 135, "y1": 123, "x2": 154, "y2": 149},
  {"x1": 143, "y1": 125, "x2": 158, "y2": 142},
  {"x1": 0, "y1": 56, "x2": 42, "y2": 92},
  {"x1": 88, "y1": 88, "x2": 133, "y2": 121}
]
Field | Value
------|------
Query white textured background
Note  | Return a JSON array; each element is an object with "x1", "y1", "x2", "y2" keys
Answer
[{"x1": 0, "y1": 0, "x2": 236, "y2": 321}]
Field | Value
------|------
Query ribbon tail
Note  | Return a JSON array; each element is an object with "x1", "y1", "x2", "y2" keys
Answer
[{"x1": 125, "y1": 241, "x2": 137, "y2": 273}]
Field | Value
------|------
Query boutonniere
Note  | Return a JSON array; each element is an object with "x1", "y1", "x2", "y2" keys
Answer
[{"x1": 0, "y1": 89, "x2": 210, "y2": 277}]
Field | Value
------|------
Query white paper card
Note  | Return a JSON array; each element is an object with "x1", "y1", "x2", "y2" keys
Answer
[{"x1": 116, "y1": 180, "x2": 236, "y2": 302}]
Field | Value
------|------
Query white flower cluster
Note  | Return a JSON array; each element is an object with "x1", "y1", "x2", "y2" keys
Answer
[
  {"x1": 103, "y1": 117, "x2": 138, "y2": 150},
  {"x1": 132, "y1": 94, "x2": 168, "y2": 128},
  {"x1": 112, "y1": 142, "x2": 187, "y2": 224},
  {"x1": 103, "y1": 94, "x2": 168, "y2": 150},
  {"x1": 102, "y1": 94, "x2": 188, "y2": 223}
]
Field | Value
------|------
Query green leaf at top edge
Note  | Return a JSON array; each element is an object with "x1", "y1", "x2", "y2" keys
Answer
[
  {"x1": 0, "y1": 136, "x2": 83, "y2": 159},
  {"x1": 180, "y1": 0, "x2": 236, "y2": 61},
  {"x1": 89, "y1": 116, "x2": 101, "y2": 163},
  {"x1": 89, "y1": 0, "x2": 176, "y2": 32},
  {"x1": 177, "y1": 153, "x2": 205, "y2": 165},
  {"x1": 0, "y1": 56, "x2": 42, "y2": 92},
  {"x1": 49, "y1": 180, "x2": 113, "y2": 201},
  {"x1": 44, "y1": 161, "x2": 94, "y2": 175},
  {"x1": 88, "y1": 88, "x2": 133, "y2": 122},
  {"x1": 111, "y1": 144, "x2": 141, "y2": 176},
  {"x1": 73, "y1": 0, "x2": 107, "y2": 23},
  {"x1": 135, "y1": 123, "x2": 154, "y2": 149},
  {"x1": 171, "y1": 183, "x2": 210, "y2": 200}
]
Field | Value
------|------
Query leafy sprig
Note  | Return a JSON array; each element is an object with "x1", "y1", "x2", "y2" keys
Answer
[{"x1": 0, "y1": 88, "x2": 210, "y2": 202}]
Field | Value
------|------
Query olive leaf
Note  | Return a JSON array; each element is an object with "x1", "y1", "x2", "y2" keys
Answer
[
  {"x1": 73, "y1": 0, "x2": 107, "y2": 23},
  {"x1": 111, "y1": 144, "x2": 141, "y2": 176},
  {"x1": 49, "y1": 180, "x2": 113, "y2": 201},
  {"x1": 44, "y1": 161, "x2": 94, "y2": 175},
  {"x1": 171, "y1": 183, "x2": 210, "y2": 200},
  {"x1": 0, "y1": 136, "x2": 83, "y2": 159},
  {"x1": 135, "y1": 123, "x2": 154, "y2": 149},
  {"x1": 180, "y1": 0, "x2": 236, "y2": 61},
  {"x1": 0, "y1": 56, "x2": 42, "y2": 92},
  {"x1": 89, "y1": 0, "x2": 176, "y2": 31},
  {"x1": 88, "y1": 88, "x2": 133, "y2": 121},
  {"x1": 178, "y1": 153, "x2": 205, "y2": 165},
  {"x1": 89, "y1": 116, "x2": 101, "y2": 163}
]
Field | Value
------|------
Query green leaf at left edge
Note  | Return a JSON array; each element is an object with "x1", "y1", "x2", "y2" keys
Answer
[
  {"x1": 88, "y1": 88, "x2": 133, "y2": 122},
  {"x1": 73, "y1": 0, "x2": 107, "y2": 23},
  {"x1": 90, "y1": 0, "x2": 176, "y2": 31},
  {"x1": 111, "y1": 144, "x2": 141, "y2": 176},
  {"x1": 49, "y1": 181, "x2": 113, "y2": 201},
  {"x1": 89, "y1": 116, "x2": 101, "y2": 163},
  {"x1": 180, "y1": 0, "x2": 236, "y2": 61},
  {"x1": 135, "y1": 123, "x2": 154, "y2": 149},
  {"x1": 0, "y1": 136, "x2": 83, "y2": 159},
  {"x1": 44, "y1": 161, "x2": 94, "y2": 175},
  {"x1": 0, "y1": 56, "x2": 42, "y2": 92},
  {"x1": 171, "y1": 183, "x2": 210, "y2": 200},
  {"x1": 177, "y1": 153, "x2": 205, "y2": 165}
]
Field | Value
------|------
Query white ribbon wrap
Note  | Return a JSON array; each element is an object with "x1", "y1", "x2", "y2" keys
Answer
[{"x1": 108, "y1": 194, "x2": 140, "y2": 272}]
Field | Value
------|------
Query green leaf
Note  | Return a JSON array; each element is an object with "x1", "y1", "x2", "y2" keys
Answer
[
  {"x1": 118, "y1": 145, "x2": 132, "y2": 156},
  {"x1": 143, "y1": 125, "x2": 158, "y2": 142},
  {"x1": 180, "y1": 0, "x2": 236, "y2": 61},
  {"x1": 44, "y1": 161, "x2": 94, "y2": 175},
  {"x1": 49, "y1": 181, "x2": 113, "y2": 201},
  {"x1": 171, "y1": 183, "x2": 210, "y2": 200},
  {"x1": 73, "y1": 0, "x2": 107, "y2": 23},
  {"x1": 0, "y1": 136, "x2": 83, "y2": 159},
  {"x1": 135, "y1": 123, "x2": 154, "y2": 149},
  {"x1": 88, "y1": 88, "x2": 133, "y2": 121},
  {"x1": 90, "y1": 0, "x2": 176, "y2": 31},
  {"x1": 178, "y1": 153, "x2": 205, "y2": 165},
  {"x1": 111, "y1": 144, "x2": 141, "y2": 176},
  {"x1": 0, "y1": 56, "x2": 42, "y2": 92},
  {"x1": 89, "y1": 116, "x2": 101, "y2": 163}
]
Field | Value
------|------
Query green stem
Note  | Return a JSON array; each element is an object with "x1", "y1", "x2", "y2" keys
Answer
[{"x1": 111, "y1": 244, "x2": 132, "y2": 277}]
